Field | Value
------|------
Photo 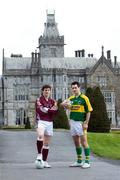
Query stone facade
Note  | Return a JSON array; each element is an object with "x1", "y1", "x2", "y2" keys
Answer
[{"x1": 0, "y1": 10, "x2": 120, "y2": 127}]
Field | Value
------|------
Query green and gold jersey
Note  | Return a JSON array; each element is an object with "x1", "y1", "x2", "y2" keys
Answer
[{"x1": 68, "y1": 93, "x2": 93, "y2": 122}]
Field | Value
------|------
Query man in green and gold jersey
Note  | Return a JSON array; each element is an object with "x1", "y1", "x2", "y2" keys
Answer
[{"x1": 61, "y1": 81, "x2": 93, "y2": 168}]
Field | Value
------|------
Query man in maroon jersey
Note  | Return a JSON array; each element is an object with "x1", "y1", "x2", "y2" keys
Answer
[{"x1": 35, "y1": 85, "x2": 58, "y2": 168}]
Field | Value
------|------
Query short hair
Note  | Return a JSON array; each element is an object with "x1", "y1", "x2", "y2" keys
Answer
[
  {"x1": 41, "y1": 85, "x2": 51, "y2": 91},
  {"x1": 71, "y1": 81, "x2": 80, "y2": 87}
]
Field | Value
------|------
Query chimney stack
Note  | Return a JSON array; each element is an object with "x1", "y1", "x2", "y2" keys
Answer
[
  {"x1": 31, "y1": 52, "x2": 34, "y2": 62},
  {"x1": 81, "y1": 49, "x2": 85, "y2": 57},
  {"x1": 75, "y1": 49, "x2": 85, "y2": 57},
  {"x1": 88, "y1": 54, "x2": 93, "y2": 57},
  {"x1": 107, "y1": 50, "x2": 111, "y2": 59},
  {"x1": 114, "y1": 56, "x2": 117, "y2": 67},
  {"x1": 75, "y1": 50, "x2": 79, "y2": 57},
  {"x1": 75, "y1": 51, "x2": 77, "y2": 57}
]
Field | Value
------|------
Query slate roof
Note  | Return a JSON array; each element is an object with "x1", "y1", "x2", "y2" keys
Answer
[
  {"x1": 4, "y1": 56, "x2": 98, "y2": 70},
  {"x1": 41, "y1": 57, "x2": 98, "y2": 69},
  {"x1": 4, "y1": 57, "x2": 31, "y2": 70}
]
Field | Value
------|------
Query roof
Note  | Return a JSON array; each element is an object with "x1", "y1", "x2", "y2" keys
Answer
[
  {"x1": 4, "y1": 57, "x2": 31, "y2": 70},
  {"x1": 89, "y1": 55, "x2": 116, "y2": 75},
  {"x1": 41, "y1": 57, "x2": 98, "y2": 69},
  {"x1": 4, "y1": 56, "x2": 98, "y2": 70}
]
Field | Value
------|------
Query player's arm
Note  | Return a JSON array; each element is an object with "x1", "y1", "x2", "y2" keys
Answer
[
  {"x1": 82, "y1": 112, "x2": 91, "y2": 146},
  {"x1": 48, "y1": 101, "x2": 58, "y2": 116},
  {"x1": 60, "y1": 99, "x2": 71, "y2": 109},
  {"x1": 36, "y1": 98, "x2": 49, "y2": 113},
  {"x1": 82, "y1": 95, "x2": 93, "y2": 130},
  {"x1": 48, "y1": 100, "x2": 58, "y2": 113},
  {"x1": 83, "y1": 112, "x2": 91, "y2": 130},
  {"x1": 60, "y1": 99, "x2": 67, "y2": 107}
]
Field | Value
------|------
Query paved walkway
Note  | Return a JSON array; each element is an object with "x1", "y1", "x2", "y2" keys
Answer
[{"x1": 0, "y1": 130, "x2": 120, "y2": 180}]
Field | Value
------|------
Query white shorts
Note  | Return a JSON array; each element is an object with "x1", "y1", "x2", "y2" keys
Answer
[
  {"x1": 37, "y1": 120, "x2": 53, "y2": 136},
  {"x1": 70, "y1": 120, "x2": 84, "y2": 136}
]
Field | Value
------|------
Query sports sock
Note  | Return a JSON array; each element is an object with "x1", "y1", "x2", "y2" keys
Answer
[
  {"x1": 42, "y1": 145, "x2": 49, "y2": 161},
  {"x1": 84, "y1": 147, "x2": 90, "y2": 163},
  {"x1": 76, "y1": 147, "x2": 82, "y2": 163},
  {"x1": 37, "y1": 140, "x2": 43, "y2": 154}
]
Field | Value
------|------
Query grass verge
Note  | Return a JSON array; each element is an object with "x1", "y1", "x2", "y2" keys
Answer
[{"x1": 88, "y1": 131, "x2": 120, "y2": 160}]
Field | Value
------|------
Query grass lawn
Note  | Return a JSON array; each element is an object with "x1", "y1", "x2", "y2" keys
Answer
[{"x1": 88, "y1": 131, "x2": 120, "y2": 160}]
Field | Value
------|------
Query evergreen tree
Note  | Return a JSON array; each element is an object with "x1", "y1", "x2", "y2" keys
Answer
[
  {"x1": 86, "y1": 87, "x2": 111, "y2": 132},
  {"x1": 85, "y1": 87, "x2": 94, "y2": 131},
  {"x1": 85, "y1": 87, "x2": 94, "y2": 104},
  {"x1": 25, "y1": 117, "x2": 31, "y2": 129},
  {"x1": 53, "y1": 99, "x2": 69, "y2": 129}
]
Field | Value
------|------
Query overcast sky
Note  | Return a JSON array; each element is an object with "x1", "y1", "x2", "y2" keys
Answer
[{"x1": 0, "y1": 0, "x2": 120, "y2": 74}]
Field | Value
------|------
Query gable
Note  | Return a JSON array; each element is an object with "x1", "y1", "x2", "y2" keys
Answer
[
  {"x1": 89, "y1": 55, "x2": 115, "y2": 75},
  {"x1": 88, "y1": 61, "x2": 116, "y2": 89},
  {"x1": 93, "y1": 62, "x2": 115, "y2": 76}
]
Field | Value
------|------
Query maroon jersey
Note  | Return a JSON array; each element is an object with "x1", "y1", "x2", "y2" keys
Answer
[{"x1": 35, "y1": 96, "x2": 58, "y2": 122}]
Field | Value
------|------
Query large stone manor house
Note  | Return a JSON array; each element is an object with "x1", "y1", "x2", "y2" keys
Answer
[{"x1": 0, "y1": 10, "x2": 120, "y2": 127}]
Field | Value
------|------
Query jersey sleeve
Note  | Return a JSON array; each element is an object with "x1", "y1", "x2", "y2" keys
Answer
[
  {"x1": 83, "y1": 95, "x2": 93, "y2": 112},
  {"x1": 48, "y1": 99, "x2": 58, "y2": 114},
  {"x1": 36, "y1": 98, "x2": 49, "y2": 113}
]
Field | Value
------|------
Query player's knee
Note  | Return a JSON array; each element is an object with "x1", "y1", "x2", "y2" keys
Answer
[
  {"x1": 81, "y1": 137, "x2": 86, "y2": 146},
  {"x1": 82, "y1": 140, "x2": 89, "y2": 148},
  {"x1": 43, "y1": 144, "x2": 49, "y2": 148},
  {"x1": 37, "y1": 135, "x2": 44, "y2": 141}
]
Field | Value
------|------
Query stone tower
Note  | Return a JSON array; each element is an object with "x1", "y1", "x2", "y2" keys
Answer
[{"x1": 38, "y1": 10, "x2": 65, "y2": 58}]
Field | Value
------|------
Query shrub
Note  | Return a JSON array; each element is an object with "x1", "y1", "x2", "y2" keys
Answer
[
  {"x1": 53, "y1": 99, "x2": 69, "y2": 129},
  {"x1": 86, "y1": 87, "x2": 111, "y2": 132},
  {"x1": 25, "y1": 117, "x2": 31, "y2": 129}
]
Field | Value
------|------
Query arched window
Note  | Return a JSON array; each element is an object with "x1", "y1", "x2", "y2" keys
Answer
[{"x1": 16, "y1": 108, "x2": 27, "y2": 125}]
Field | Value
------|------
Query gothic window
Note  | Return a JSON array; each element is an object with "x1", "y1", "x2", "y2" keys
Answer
[
  {"x1": 51, "y1": 48, "x2": 57, "y2": 57},
  {"x1": 102, "y1": 91, "x2": 115, "y2": 125},
  {"x1": 79, "y1": 77, "x2": 84, "y2": 83},
  {"x1": 56, "y1": 76, "x2": 62, "y2": 83},
  {"x1": 14, "y1": 85, "x2": 29, "y2": 101},
  {"x1": 107, "y1": 111, "x2": 115, "y2": 124},
  {"x1": 107, "y1": 111, "x2": 112, "y2": 119},
  {"x1": 16, "y1": 108, "x2": 27, "y2": 125},
  {"x1": 43, "y1": 76, "x2": 47, "y2": 83},
  {"x1": 26, "y1": 95, "x2": 28, "y2": 100},
  {"x1": 103, "y1": 92, "x2": 112, "y2": 103},
  {"x1": 43, "y1": 75, "x2": 52, "y2": 83},
  {"x1": 22, "y1": 95, "x2": 25, "y2": 100},
  {"x1": 96, "y1": 76, "x2": 107, "y2": 87},
  {"x1": 70, "y1": 76, "x2": 79, "y2": 82},
  {"x1": 63, "y1": 75, "x2": 67, "y2": 82}
]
